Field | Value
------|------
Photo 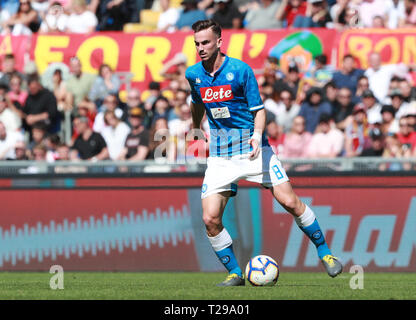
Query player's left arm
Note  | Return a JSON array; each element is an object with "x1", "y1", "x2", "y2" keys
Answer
[
  {"x1": 249, "y1": 107, "x2": 266, "y2": 159},
  {"x1": 244, "y1": 64, "x2": 266, "y2": 159}
]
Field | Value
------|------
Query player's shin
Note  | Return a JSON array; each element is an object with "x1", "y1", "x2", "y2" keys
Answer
[
  {"x1": 294, "y1": 204, "x2": 331, "y2": 259},
  {"x1": 207, "y1": 228, "x2": 243, "y2": 277}
]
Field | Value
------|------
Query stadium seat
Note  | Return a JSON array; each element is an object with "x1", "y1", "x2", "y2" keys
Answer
[
  {"x1": 123, "y1": 23, "x2": 154, "y2": 33},
  {"x1": 170, "y1": 0, "x2": 182, "y2": 8},
  {"x1": 123, "y1": 10, "x2": 161, "y2": 32}
]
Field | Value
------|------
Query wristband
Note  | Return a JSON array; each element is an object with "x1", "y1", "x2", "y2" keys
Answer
[{"x1": 251, "y1": 131, "x2": 262, "y2": 143}]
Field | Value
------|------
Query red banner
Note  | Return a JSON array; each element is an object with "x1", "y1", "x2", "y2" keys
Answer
[
  {"x1": 4, "y1": 30, "x2": 336, "y2": 91},
  {"x1": 337, "y1": 28, "x2": 416, "y2": 69}
]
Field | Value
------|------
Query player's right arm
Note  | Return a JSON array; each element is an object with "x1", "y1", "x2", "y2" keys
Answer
[{"x1": 190, "y1": 101, "x2": 205, "y2": 130}]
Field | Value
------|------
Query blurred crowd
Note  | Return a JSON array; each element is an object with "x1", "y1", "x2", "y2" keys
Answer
[
  {"x1": 0, "y1": 0, "x2": 416, "y2": 35},
  {"x1": 0, "y1": 0, "x2": 415, "y2": 169}
]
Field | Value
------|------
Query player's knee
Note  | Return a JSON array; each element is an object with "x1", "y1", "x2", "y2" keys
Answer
[
  {"x1": 279, "y1": 194, "x2": 301, "y2": 213},
  {"x1": 202, "y1": 213, "x2": 221, "y2": 229}
]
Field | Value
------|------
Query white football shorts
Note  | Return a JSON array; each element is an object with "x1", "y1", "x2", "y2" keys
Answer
[{"x1": 201, "y1": 146, "x2": 289, "y2": 199}]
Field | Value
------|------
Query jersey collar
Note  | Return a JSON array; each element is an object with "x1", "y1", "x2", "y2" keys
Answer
[{"x1": 201, "y1": 54, "x2": 229, "y2": 77}]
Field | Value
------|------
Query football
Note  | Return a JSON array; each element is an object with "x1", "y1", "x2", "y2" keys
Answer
[{"x1": 245, "y1": 255, "x2": 279, "y2": 286}]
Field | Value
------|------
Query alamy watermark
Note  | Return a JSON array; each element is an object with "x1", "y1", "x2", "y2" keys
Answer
[
  {"x1": 349, "y1": 265, "x2": 364, "y2": 290},
  {"x1": 49, "y1": 265, "x2": 64, "y2": 290}
]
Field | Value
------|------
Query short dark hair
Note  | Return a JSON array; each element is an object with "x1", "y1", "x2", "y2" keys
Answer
[
  {"x1": 314, "y1": 54, "x2": 327, "y2": 65},
  {"x1": 27, "y1": 73, "x2": 40, "y2": 85},
  {"x1": 192, "y1": 19, "x2": 222, "y2": 38}
]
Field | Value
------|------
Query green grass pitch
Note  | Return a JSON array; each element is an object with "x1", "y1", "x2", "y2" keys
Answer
[{"x1": 0, "y1": 272, "x2": 415, "y2": 300}]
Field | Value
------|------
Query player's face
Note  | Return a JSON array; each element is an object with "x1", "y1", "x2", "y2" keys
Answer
[{"x1": 194, "y1": 28, "x2": 222, "y2": 61}]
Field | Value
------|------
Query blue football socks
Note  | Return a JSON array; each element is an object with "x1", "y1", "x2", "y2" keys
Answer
[
  {"x1": 300, "y1": 218, "x2": 331, "y2": 259},
  {"x1": 215, "y1": 245, "x2": 243, "y2": 277},
  {"x1": 295, "y1": 205, "x2": 331, "y2": 260}
]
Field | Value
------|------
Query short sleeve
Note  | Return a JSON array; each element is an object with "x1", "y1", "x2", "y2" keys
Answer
[
  {"x1": 185, "y1": 69, "x2": 203, "y2": 105},
  {"x1": 242, "y1": 65, "x2": 264, "y2": 112}
]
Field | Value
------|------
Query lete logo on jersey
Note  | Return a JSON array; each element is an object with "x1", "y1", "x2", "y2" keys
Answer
[{"x1": 200, "y1": 85, "x2": 234, "y2": 103}]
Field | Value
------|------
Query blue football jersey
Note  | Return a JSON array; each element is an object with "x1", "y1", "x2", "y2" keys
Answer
[{"x1": 185, "y1": 55, "x2": 269, "y2": 157}]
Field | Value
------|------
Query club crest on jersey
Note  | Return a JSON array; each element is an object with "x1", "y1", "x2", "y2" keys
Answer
[
  {"x1": 196, "y1": 77, "x2": 201, "y2": 84},
  {"x1": 226, "y1": 72, "x2": 234, "y2": 81},
  {"x1": 200, "y1": 85, "x2": 234, "y2": 103}
]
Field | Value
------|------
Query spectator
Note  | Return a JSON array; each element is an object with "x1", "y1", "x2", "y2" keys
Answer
[
  {"x1": 152, "y1": 95, "x2": 175, "y2": 124},
  {"x1": 94, "y1": 0, "x2": 130, "y2": 31},
  {"x1": 170, "y1": 87, "x2": 190, "y2": 110},
  {"x1": 27, "y1": 121, "x2": 47, "y2": 151},
  {"x1": 280, "y1": 115, "x2": 312, "y2": 158},
  {"x1": 332, "y1": 54, "x2": 365, "y2": 97},
  {"x1": 13, "y1": 140, "x2": 29, "y2": 160},
  {"x1": 0, "y1": 93, "x2": 21, "y2": 133},
  {"x1": 244, "y1": 0, "x2": 282, "y2": 30},
  {"x1": 330, "y1": 0, "x2": 349, "y2": 27},
  {"x1": 371, "y1": 15, "x2": 386, "y2": 28},
  {"x1": 0, "y1": 120, "x2": 24, "y2": 159},
  {"x1": 66, "y1": 0, "x2": 98, "y2": 33},
  {"x1": 66, "y1": 56, "x2": 96, "y2": 112},
  {"x1": 380, "y1": 133, "x2": 410, "y2": 171},
  {"x1": 101, "y1": 110, "x2": 131, "y2": 160},
  {"x1": 1, "y1": 0, "x2": 40, "y2": 35},
  {"x1": 274, "y1": 64, "x2": 301, "y2": 101},
  {"x1": 159, "y1": 53, "x2": 189, "y2": 91},
  {"x1": 212, "y1": 0, "x2": 243, "y2": 29},
  {"x1": 355, "y1": 75, "x2": 370, "y2": 100},
  {"x1": 39, "y1": 1, "x2": 68, "y2": 33},
  {"x1": 344, "y1": 104, "x2": 371, "y2": 157},
  {"x1": 175, "y1": 0, "x2": 207, "y2": 31},
  {"x1": 88, "y1": 63, "x2": 121, "y2": 108},
  {"x1": 71, "y1": 115, "x2": 109, "y2": 161},
  {"x1": 304, "y1": 54, "x2": 333, "y2": 87},
  {"x1": 404, "y1": 0, "x2": 416, "y2": 26},
  {"x1": 397, "y1": 115, "x2": 416, "y2": 153},
  {"x1": 157, "y1": 0, "x2": 180, "y2": 32},
  {"x1": 358, "y1": 0, "x2": 388, "y2": 28},
  {"x1": 323, "y1": 81, "x2": 338, "y2": 108},
  {"x1": 0, "y1": 2, "x2": 15, "y2": 33},
  {"x1": 93, "y1": 93, "x2": 127, "y2": 134},
  {"x1": 399, "y1": 78, "x2": 416, "y2": 103},
  {"x1": 306, "y1": 113, "x2": 344, "y2": 158},
  {"x1": 266, "y1": 119, "x2": 285, "y2": 156},
  {"x1": 168, "y1": 102, "x2": 193, "y2": 160},
  {"x1": 117, "y1": 107, "x2": 150, "y2": 161},
  {"x1": 361, "y1": 89, "x2": 382, "y2": 125},
  {"x1": 386, "y1": 0, "x2": 406, "y2": 28},
  {"x1": 148, "y1": 117, "x2": 175, "y2": 162},
  {"x1": 407, "y1": 111, "x2": 416, "y2": 130},
  {"x1": 380, "y1": 104, "x2": 399, "y2": 136},
  {"x1": 50, "y1": 68, "x2": 70, "y2": 112},
  {"x1": 275, "y1": 0, "x2": 307, "y2": 27},
  {"x1": 293, "y1": 0, "x2": 332, "y2": 28},
  {"x1": 24, "y1": 74, "x2": 59, "y2": 134},
  {"x1": 0, "y1": 53, "x2": 25, "y2": 89},
  {"x1": 31, "y1": 143, "x2": 47, "y2": 161},
  {"x1": 365, "y1": 51, "x2": 409, "y2": 103},
  {"x1": 43, "y1": 133, "x2": 61, "y2": 162},
  {"x1": 143, "y1": 81, "x2": 162, "y2": 111},
  {"x1": 389, "y1": 88, "x2": 413, "y2": 120},
  {"x1": 32, "y1": 0, "x2": 49, "y2": 17},
  {"x1": 265, "y1": 88, "x2": 300, "y2": 133},
  {"x1": 56, "y1": 143, "x2": 71, "y2": 161},
  {"x1": 298, "y1": 86, "x2": 332, "y2": 133},
  {"x1": 332, "y1": 87, "x2": 354, "y2": 131},
  {"x1": 360, "y1": 128, "x2": 385, "y2": 157},
  {"x1": 7, "y1": 73, "x2": 27, "y2": 109}
]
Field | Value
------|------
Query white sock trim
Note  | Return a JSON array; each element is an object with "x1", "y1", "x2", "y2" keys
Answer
[
  {"x1": 294, "y1": 204, "x2": 316, "y2": 228},
  {"x1": 207, "y1": 228, "x2": 233, "y2": 252}
]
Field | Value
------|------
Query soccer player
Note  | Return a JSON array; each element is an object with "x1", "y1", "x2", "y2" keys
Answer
[{"x1": 185, "y1": 19, "x2": 342, "y2": 286}]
